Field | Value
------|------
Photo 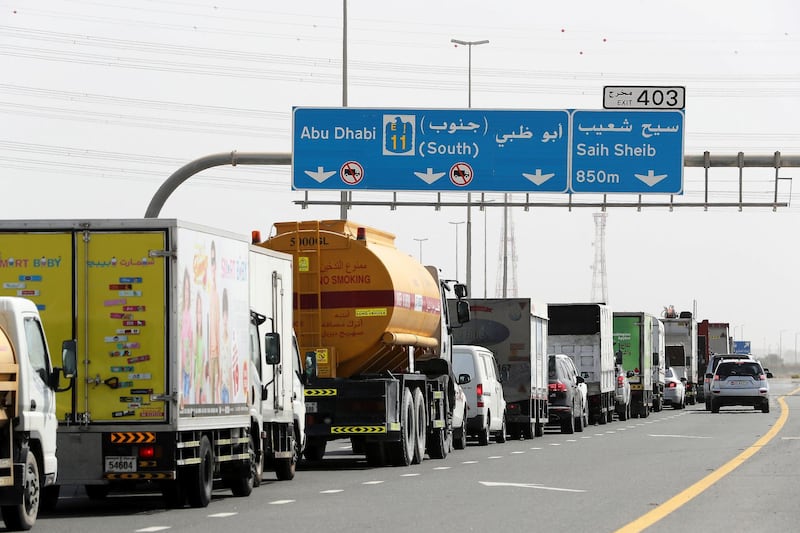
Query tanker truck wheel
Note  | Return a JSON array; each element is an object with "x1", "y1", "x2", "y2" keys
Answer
[
  {"x1": 303, "y1": 438, "x2": 327, "y2": 462},
  {"x1": 1, "y1": 451, "x2": 40, "y2": 531},
  {"x1": 389, "y1": 388, "x2": 416, "y2": 466},
  {"x1": 411, "y1": 388, "x2": 427, "y2": 464}
]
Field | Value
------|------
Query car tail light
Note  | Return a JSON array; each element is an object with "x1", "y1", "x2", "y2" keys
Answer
[
  {"x1": 617, "y1": 375, "x2": 624, "y2": 386},
  {"x1": 667, "y1": 382, "x2": 676, "y2": 388},
  {"x1": 476, "y1": 383, "x2": 484, "y2": 408},
  {"x1": 713, "y1": 374, "x2": 721, "y2": 381},
  {"x1": 548, "y1": 381, "x2": 567, "y2": 392},
  {"x1": 759, "y1": 374, "x2": 766, "y2": 380}
]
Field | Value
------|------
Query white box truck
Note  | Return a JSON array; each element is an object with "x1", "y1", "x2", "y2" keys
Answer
[
  {"x1": 548, "y1": 303, "x2": 615, "y2": 425},
  {"x1": 450, "y1": 298, "x2": 549, "y2": 439},
  {"x1": 0, "y1": 219, "x2": 276, "y2": 508}
]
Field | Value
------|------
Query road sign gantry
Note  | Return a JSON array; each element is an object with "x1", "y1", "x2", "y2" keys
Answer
[{"x1": 292, "y1": 107, "x2": 684, "y2": 195}]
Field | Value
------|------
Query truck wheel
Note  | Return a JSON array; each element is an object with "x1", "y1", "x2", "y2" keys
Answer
[
  {"x1": 521, "y1": 421, "x2": 535, "y2": 440},
  {"x1": 229, "y1": 434, "x2": 256, "y2": 496},
  {"x1": 427, "y1": 428, "x2": 448, "y2": 459},
  {"x1": 275, "y1": 432, "x2": 297, "y2": 481},
  {"x1": 252, "y1": 435, "x2": 264, "y2": 488},
  {"x1": 534, "y1": 422, "x2": 544, "y2": 437},
  {"x1": 1, "y1": 451, "x2": 40, "y2": 531},
  {"x1": 705, "y1": 399, "x2": 711, "y2": 411},
  {"x1": 186, "y1": 436, "x2": 213, "y2": 508},
  {"x1": 619, "y1": 403, "x2": 629, "y2": 421},
  {"x1": 40, "y1": 485, "x2": 59, "y2": 513},
  {"x1": 364, "y1": 442, "x2": 386, "y2": 466},
  {"x1": 606, "y1": 404, "x2": 614, "y2": 423},
  {"x1": 598, "y1": 408, "x2": 607, "y2": 425},
  {"x1": 412, "y1": 388, "x2": 427, "y2": 464},
  {"x1": 303, "y1": 438, "x2": 326, "y2": 462},
  {"x1": 390, "y1": 388, "x2": 416, "y2": 466}
]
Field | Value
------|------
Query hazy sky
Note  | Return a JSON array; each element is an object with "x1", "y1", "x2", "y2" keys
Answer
[{"x1": 2, "y1": 1, "x2": 799, "y2": 359}]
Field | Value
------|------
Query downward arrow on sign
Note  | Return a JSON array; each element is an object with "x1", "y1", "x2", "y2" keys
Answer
[
  {"x1": 414, "y1": 168, "x2": 446, "y2": 185},
  {"x1": 634, "y1": 169, "x2": 668, "y2": 187},
  {"x1": 304, "y1": 166, "x2": 336, "y2": 183},
  {"x1": 522, "y1": 169, "x2": 555, "y2": 186}
]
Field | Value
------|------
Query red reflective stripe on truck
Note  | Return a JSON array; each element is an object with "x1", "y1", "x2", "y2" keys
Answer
[{"x1": 297, "y1": 291, "x2": 441, "y2": 313}]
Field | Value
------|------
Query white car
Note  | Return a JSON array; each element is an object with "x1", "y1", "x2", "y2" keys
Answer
[
  {"x1": 614, "y1": 364, "x2": 632, "y2": 421},
  {"x1": 663, "y1": 367, "x2": 686, "y2": 409},
  {"x1": 452, "y1": 345, "x2": 507, "y2": 445}
]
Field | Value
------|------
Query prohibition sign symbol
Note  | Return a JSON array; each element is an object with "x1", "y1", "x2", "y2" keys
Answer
[
  {"x1": 449, "y1": 162, "x2": 473, "y2": 187},
  {"x1": 340, "y1": 161, "x2": 364, "y2": 185}
]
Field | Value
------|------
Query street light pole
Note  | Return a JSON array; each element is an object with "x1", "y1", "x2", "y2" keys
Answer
[
  {"x1": 451, "y1": 38, "x2": 488, "y2": 295},
  {"x1": 413, "y1": 237, "x2": 428, "y2": 263},
  {"x1": 449, "y1": 221, "x2": 465, "y2": 280}
]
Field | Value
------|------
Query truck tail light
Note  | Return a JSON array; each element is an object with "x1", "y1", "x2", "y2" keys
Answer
[
  {"x1": 548, "y1": 381, "x2": 567, "y2": 393},
  {"x1": 138, "y1": 445, "x2": 155, "y2": 459}
]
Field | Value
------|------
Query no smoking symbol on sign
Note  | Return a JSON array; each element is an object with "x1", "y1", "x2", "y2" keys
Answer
[
  {"x1": 449, "y1": 162, "x2": 473, "y2": 187},
  {"x1": 340, "y1": 161, "x2": 364, "y2": 185}
]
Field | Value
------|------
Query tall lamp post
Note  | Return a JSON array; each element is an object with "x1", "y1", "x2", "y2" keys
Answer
[
  {"x1": 449, "y1": 221, "x2": 465, "y2": 280},
  {"x1": 779, "y1": 330, "x2": 788, "y2": 361},
  {"x1": 451, "y1": 38, "x2": 489, "y2": 294},
  {"x1": 413, "y1": 237, "x2": 428, "y2": 263}
]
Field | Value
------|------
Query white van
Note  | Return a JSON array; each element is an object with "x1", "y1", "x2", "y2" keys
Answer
[{"x1": 452, "y1": 345, "x2": 507, "y2": 445}]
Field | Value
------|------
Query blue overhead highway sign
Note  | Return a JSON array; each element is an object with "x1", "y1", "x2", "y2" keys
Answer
[
  {"x1": 292, "y1": 108, "x2": 570, "y2": 192},
  {"x1": 571, "y1": 109, "x2": 684, "y2": 194}
]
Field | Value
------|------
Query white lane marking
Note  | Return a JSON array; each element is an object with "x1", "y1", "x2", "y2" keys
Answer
[
  {"x1": 208, "y1": 512, "x2": 238, "y2": 517},
  {"x1": 488, "y1": 456, "x2": 502, "y2": 459},
  {"x1": 549, "y1": 443, "x2": 561, "y2": 446},
  {"x1": 648, "y1": 434, "x2": 712, "y2": 439},
  {"x1": 462, "y1": 460, "x2": 479, "y2": 464},
  {"x1": 363, "y1": 480, "x2": 384, "y2": 485},
  {"x1": 529, "y1": 447, "x2": 542, "y2": 450},
  {"x1": 320, "y1": 489, "x2": 343, "y2": 494},
  {"x1": 401, "y1": 473, "x2": 421, "y2": 477},
  {"x1": 480, "y1": 481, "x2": 587, "y2": 493},
  {"x1": 781, "y1": 436, "x2": 800, "y2": 440},
  {"x1": 580, "y1": 436, "x2": 592, "y2": 439},
  {"x1": 268, "y1": 500, "x2": 295, "y2": 505},
  {"x1": 433, "y1": 466, "x2": 451, "y2": 470},
  {"x1": 566, "y1": 439, "x2": 577, "y2": 442},
  {"x1": 136, "y1": 528, "x2": 171, "y2": 532},
  {"x1": 594, "y1": 433, "x2": 605, "y2": 436},
  {"x1": 511, "y1": 451, "x2": 525, "y2": 454}
]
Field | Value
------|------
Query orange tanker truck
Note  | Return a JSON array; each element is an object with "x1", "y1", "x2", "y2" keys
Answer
[{"x1": 255, "y1": 220, "x2": 470, "y2": 467}]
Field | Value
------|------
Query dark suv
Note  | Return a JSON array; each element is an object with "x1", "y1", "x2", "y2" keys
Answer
[{"x1": 548, "y1": 354, "x2": 586, "y2": 434}]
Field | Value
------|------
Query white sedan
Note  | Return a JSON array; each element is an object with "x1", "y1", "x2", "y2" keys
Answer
[{"x1": 664, "y1": 367, "x2": 686, "y2": 409}]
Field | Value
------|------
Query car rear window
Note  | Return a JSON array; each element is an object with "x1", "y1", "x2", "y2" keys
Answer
[{"x1": 716, "y1": 362, "x2": 762, "y2": 378}]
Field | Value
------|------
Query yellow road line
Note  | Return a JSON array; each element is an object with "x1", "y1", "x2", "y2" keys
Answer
[{"x1": 615, "y1": 386, "x2": 800, "y2": 533}]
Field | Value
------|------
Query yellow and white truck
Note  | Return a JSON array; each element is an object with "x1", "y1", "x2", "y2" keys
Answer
[
  {"x1": 0, "y1": 219, "x2": 280, "y2": 508},
  {"x1": 0, "y1": 297, "x2": 73, "y2": 530}
]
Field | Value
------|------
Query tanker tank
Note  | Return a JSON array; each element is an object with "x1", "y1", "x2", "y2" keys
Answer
[{"x1": 259, "y1": 220, "x2": 445, "y2": 379}]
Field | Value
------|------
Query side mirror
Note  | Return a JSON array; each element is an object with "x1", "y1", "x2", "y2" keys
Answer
[
  {"x1": 705, "y1": 372, "x2": 713, "y2": 379},
  {"x1": 454, "y1": 284, "x2": 468, "y2": 298},
  {"x1": 455, "y1": 300, "x2": 470, "y2": 325},
  {"x1": 766, "y1": 372, "x2": 774, "y2": 378},
  {"x1": 458, "y1": 373, "x2": 471, "y2": 385},
  {"x1": 264, "y1": 332, "x2": 281, "y2": 365},
  {"x1": 626, "y1": 370, "x2": 635, "y2": 378},
  {"x1": 576, "y1": 375, "x2": 585, "y2": 384},
  {"x1": 304, "y1": 351, "x2": 318, "y2": 380},
  {"x1": 680, "y1": 377, "x2": 687, "y2": 383},
  {"x1": 61, "y1": 339, "x2": 77, "y2": 378}
]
